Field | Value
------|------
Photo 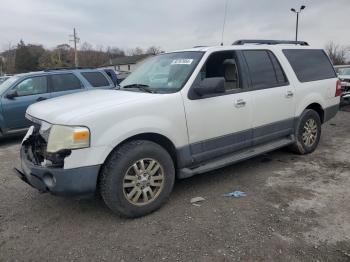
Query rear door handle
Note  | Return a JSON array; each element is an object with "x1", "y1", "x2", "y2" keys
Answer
[
  {"x1": 285, "y1": 91, "x2": 294, "y2": 98},
  {"x1": 36, "y1": 97, "x2": 47, "y2": 102},
  {"x1": 235, "y1": 99, "x2": 246, "y2": 108}
]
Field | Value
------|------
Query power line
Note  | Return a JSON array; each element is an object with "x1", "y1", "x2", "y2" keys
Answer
[{"x1": 69, "y1": 28, "x2": 80, "y2": 67}]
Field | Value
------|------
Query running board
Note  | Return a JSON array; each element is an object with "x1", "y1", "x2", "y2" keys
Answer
[{"x1": 178, "y1": 136, "x2": 294, "y2": 179}]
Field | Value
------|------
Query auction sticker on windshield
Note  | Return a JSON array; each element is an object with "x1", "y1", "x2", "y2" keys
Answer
[{"x1": 171, "y1": 59, "x2": 193, "y2": 65}]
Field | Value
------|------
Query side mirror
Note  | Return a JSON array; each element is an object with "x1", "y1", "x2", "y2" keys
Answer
[
  {"x1": 6, "y1": 89, "x2": 18, "y2": 99},
  {"x1": 194, "y1": 77, "x2": 225, "y2": 96}
]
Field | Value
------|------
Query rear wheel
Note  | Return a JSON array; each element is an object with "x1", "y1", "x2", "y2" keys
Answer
[
  {"x1": 290, "y1": 109, "x2": 321, "y2": 155},
  {"x1": 99, "y1": 140, "x2": 175, "y2": 218}
]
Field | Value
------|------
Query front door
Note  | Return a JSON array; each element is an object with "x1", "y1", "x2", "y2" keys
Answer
[
  {"x1": 182, "y1": 51, "x2": 253, "y2": 164},
  {"x1": 2, "y1": 75, "x2": 50, "y2": 130}
]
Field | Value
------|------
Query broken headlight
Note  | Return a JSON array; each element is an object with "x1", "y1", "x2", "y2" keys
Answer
[{"x1": 47, "y1": 125, "x2": 90, "y2": 153}]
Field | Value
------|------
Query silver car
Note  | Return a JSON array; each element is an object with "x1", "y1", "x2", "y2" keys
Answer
[{"x1": 334, "y1": 65, "x2": 350, "y2": 99}]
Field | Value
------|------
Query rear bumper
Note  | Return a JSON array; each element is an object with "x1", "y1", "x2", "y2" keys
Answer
[{"x1": 17, "y1": 147, "x2": 101, "y2": 197}]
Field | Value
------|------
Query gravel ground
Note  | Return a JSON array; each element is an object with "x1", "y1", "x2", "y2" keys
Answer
[{"x1": 0, "y1": 105, "x2": 350, "y2": 262}]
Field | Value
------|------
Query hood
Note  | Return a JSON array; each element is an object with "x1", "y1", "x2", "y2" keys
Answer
[{"x1": 27, "y1": 89, "x2": 156, "y2": 124}]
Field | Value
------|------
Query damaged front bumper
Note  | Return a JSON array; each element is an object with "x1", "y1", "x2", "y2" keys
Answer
[{"x1": 16, "y1": 125, "x2": 101, "y2": 197}]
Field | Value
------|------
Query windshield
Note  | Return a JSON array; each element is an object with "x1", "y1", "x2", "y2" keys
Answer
[
  {"x1": 0, "y1": 76, "x2": 20, "y2": 94},
  {"x1": 337, "y1": 67, "x2": 350, "y2": 76},
  {"x1": 121, "y1": 51, "x2": 203, "y2": 93}
]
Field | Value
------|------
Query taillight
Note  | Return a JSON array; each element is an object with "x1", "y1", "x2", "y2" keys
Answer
[{"x1": 335, "y1": 79, "x2": 342, "y2": 97}]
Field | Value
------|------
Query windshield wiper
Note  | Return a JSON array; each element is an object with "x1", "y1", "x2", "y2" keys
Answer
[{"x1": 122, "y1": 84, "x2": 154, "y2": 93}]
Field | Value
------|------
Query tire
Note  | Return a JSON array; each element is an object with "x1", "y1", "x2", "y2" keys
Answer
[
  {"x1": 99, "y1": 140, "x2": 175, "y2": 218},
  {"x1": 290, "y1": 109, "x2": 321, "y2": 155}
]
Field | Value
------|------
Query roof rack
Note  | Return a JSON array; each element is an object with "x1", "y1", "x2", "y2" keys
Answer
[
  {"x1": 43, "y1": 67, "x2": 95, "y2": 72},
  {"x1": 232, "y1": 39, "x2": 309, "y2": 46}
]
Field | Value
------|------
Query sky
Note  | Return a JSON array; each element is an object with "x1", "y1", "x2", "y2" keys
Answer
[{"x1": 1, "y1": 0, "x2": 349, "y2": 52}]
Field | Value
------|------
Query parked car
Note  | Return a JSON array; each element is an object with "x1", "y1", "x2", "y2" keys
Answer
[
  {"x1": 0, "y1": 68, "x2": 114, "y2": 137},
  {"x1": 334, "y1": 65, "x2": 350, "y2": 100},
  {"x1": 102, "y1": 68, "x2": 118, "y2": 86},
  {"x1": 0, "y1": 76, "x2": 10, "y2": 84},
  {"x1": 16, "y1": 40, "x2": 340, "y2": 217},
  {"x1": 116, "y1": 70, "x2": 131, "y2": 83}
]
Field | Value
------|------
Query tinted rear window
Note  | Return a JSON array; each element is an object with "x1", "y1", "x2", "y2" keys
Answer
[
  {"x1": 283, "y1": 49, "x2": 336, "y2": 82},
  {"x1": 51, "y1": 73, "x2": 82, "y2": 92},
  {"x1": 243, "y1": 50, "x2": 287, "y2": 89},
  {"x1": 81, "y1": 72, "x2": 110, "y2": 87}
]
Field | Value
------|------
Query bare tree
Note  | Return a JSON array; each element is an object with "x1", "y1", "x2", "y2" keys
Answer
[
  {"x1": 0, "y1": 42, "x2": 16, "y2": 74},
  {"x1": 107, "y1": 47, "x2": 125, "y2": 58},
  {"x1": 128, "y1": 47, "x2": 144, "y2": 56},
  {"x1": 324, "y1": 41, "x2": 349, "y2": 65},
  {"x1": 146, "y1": 46, "x2": 164, "y2": 55},
  {"x1": 80, "y1": 42, "x2": 93, "y2": 51}
]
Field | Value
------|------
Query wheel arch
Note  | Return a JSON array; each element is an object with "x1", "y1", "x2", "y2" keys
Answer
[
  {"x1": 305, "y1": 103, "x2": 325, "y2": 123},
  {"x1": 96, "y1": 132, "x2": 179, "y2": 192},
  {"x1": 103, "y1": 132, "x2": 178, "y2": 170}
]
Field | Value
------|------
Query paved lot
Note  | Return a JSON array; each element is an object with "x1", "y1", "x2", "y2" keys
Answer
[{"x1": 1, "y1": 106, "x2": 350, "y2": 262}]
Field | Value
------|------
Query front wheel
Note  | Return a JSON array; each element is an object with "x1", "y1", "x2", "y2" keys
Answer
[
  {"x1": 99, "y1": 140, "x2": 175, "y2": 218},
  {"x1": 290, "y1": 109, "x2": 321, "y2": 155}
]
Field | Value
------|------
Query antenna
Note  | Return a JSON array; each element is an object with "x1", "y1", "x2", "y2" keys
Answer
[{"x1": 221, "y1": 0, "x2": 229, "y2": 46}]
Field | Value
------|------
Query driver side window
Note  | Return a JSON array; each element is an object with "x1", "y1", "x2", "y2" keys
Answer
[
  {"x1": 199, "y1": 51, "x2": 240, "y2": 91},
  {"x1": 15, "y1": 76, "x2": 48, "y2": 97}
]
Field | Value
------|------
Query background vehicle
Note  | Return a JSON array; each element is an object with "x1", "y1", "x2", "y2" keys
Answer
[
  {"x1": 0, "y1": 76, "x2": 10, "y2": 85},
  {"x1": 0, "y1": 68, "x2": 114, "y2": 137},
  {"x1": 102, "y1": 68, "x2": 118, "y2": 86},
  {"x1": 334, "y1": 65, "x2": 350, "y2": 101},
  {"x1": 116, "y1": 70, "x2": 131, "y2": 83},
  {"x1": 17, "y1": 40, "x2": 340, "y2": 218}
]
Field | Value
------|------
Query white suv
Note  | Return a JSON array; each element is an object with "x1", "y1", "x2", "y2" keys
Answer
[{"x1": 16, "y1": 40, "x2": 340, "y2": 217}]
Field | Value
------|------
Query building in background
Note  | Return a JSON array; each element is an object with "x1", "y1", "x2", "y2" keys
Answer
[{"x1": 105, "y1": 54, "x2": 151, "y2": 72}]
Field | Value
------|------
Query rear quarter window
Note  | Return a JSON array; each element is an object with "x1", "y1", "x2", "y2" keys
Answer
[
  {"x1": 81, "y1": 72, "x2": 110, "y2": 87},
  {"x1": 282, "y1": 49, "x2": 336, "y2": 82}
]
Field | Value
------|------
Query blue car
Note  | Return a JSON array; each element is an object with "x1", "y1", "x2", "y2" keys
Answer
[{"x1": 0, "y1": 68, "x2": 115, "y2": 138}]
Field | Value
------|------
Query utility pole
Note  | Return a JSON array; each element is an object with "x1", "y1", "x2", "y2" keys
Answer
[
  {"x1": 290, "y1": 5, "x2": 306, "y2": 42},
  {"x1": 6, "y1": 41, "x2": 12, "y2": 74},
  {"x1": 69, "y1": 28, "x2": 80, "y2": 67}
]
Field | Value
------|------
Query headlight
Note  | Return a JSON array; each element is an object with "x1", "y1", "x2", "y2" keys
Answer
[{"x1": 47, "y1": 125, "x2": 90, "y2": 153}]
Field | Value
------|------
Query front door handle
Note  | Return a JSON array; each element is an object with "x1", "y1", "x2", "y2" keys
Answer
[
  {"x1": 235, "y1": 99, "x2": 246, "y2": 108},
  {"x1": 285, "y1": 91, "x2": 294, "y2": 98},
  {"x1": 36, "y1": 97, "x2": 47, "y2": 102}
]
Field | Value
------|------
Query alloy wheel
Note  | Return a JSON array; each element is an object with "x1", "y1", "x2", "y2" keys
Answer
[
  {"x1": 122, "y1": 158, "x2": 165, "y2": 206},
  {"x1": 302, "y1": 118, "x2": 318, "y2": 147}
]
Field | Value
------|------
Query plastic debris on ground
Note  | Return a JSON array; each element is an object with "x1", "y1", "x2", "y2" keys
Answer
[
  {"x1": 190, "y1": 197, "x2": 205, "y2": 206},
  {"x1": 223, "y1": 190, "x2": 246, "y2": 198}
]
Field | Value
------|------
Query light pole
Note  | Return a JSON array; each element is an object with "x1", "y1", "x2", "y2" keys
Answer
[{"x1": 290, "y1": 5, "x2": 306, "y2": 42}]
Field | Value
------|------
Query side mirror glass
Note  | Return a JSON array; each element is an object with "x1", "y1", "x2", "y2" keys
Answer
[
  {"x1": 194, "y1": 77, "x2": 225, "y2": 96},
  {"x1": 6, "y1": 89, "x2": 18, "y2": 99}
]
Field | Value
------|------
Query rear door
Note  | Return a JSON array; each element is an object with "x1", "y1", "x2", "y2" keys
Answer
[
  {"x1": 49, "y1": 73, "x2": 84, "y2": 98},
  {"x1": 2, "y1": 75, "x2": 50, "y2": 129},
  {"x1": 241, "y1": 50, "x2": 295, "y2": 145}
]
